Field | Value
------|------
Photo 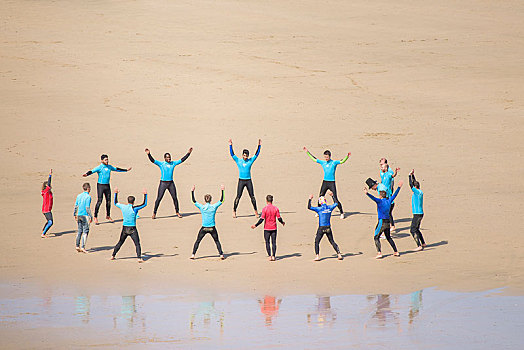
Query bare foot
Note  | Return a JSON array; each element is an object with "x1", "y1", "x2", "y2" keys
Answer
[
  {"x1": 41, "y1": 234, "x2": 46, "y2": 238},
  {"x1": 76, "y1": 247, "x2": 81, "y2": 252},
  {"x1": 391, "y1": 225, "x2": 396, "y2": 231},
  {"x1": 138, "y1": 258, "x2": 144, "y2": 263},
  {"x1": 268, "y1": 256, "x2": 272, "y2": 261},
  {"x1": 232, "y1": 211, "x2": 237, "y2": 218},
  {"x1": 337, "y1": 253, "x2": 343, "y2": 260},
  {"x1": 81, "y1": 248, "x2": 88, "y2": 254},
  {"x1": 422, "y1": 243, "x2": 427, "y2": 247},
  {"x1": 271, "y1": 256, "x2": 276, "y2": 261},
  {"x1": 340, "y1": 213, "x2": 345, "y2": 220},
  {"x1": 190, "y1": 254, "x2": 195, "y2": 260},
  {"x1": 176, "y1": 212, "x2": 183, "y2": 218},
  {"x1": 375, "y1": 253, "x2": 383, "y2": 259},
  {"x1": 394, "y1": 252, "x2": 400, "y2": 257},
  {"x1": 110, "y1": 256, "x2": 115, "y2": 260},
  {"x1": 314, "y1": 255, "x2": 320, "y2": 261},
  {"x1": 94, "y1": 217, "x2": 99, "y2": 225},
  {"x1": 106, "y1": 216, "x2": 114, "y2": 222},
  {"x1": 415, "y1": 246, "x2": 423, "y2": 251},
  {"x1": 220, "y1": 255, "x2": 225, "y2": 260},
  {"x1": 151, "y1": 213, "x2": 156, "y2": 219}
]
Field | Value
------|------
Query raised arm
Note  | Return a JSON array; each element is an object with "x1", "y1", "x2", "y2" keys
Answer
[
  {"x1": 134, "y1": 191, "x2": 148, "y2": 211},
  {"x1": 114, "y1": 191, "x2": 119, "y2": 205},
  {"x1": 191, "y1": 185, "x2": 197, "y2": 203},
  {"x1": 390, "y1": 181, "x2": 403, "y2": 201},
  {"x1": 228, "y1": 139, "x2": 236, "y2": 158},
  {"x1": 219, "y1": 184, "x2": 225, "y2": 202},
  {"x1": 340, "y1": 152, "x2": 351, "y2": 164},
  {"x1": 47, "y1": 169, "x2": 52, "y2": 188},
  {"x1": 180, "y1": 147, "x2": 193, "y2": 163},
  {"x1": 392, "y1": 167, "x2": 400, "y2": 178},
  {"x1": 254, "y1": 139, "x2": 261, "y2": 158},
  {"x1": 145, "y1": 148, "x2": 156, "y2": 164},
  {"x1": 409, "y1": 170, "x2": 415, "y2": 188},
  {"x1": 303, "y1": 147, "x2": 317, "y2": 162}
]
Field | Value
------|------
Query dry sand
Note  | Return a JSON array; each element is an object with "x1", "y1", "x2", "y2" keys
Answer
[{"x1": 0, "y1": 0, "x2": 523, "y2": 299}]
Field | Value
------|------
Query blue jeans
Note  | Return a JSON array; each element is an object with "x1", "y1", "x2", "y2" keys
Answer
[{"x1": 76, "y1": 216, "x2": 90, "y2": 249}]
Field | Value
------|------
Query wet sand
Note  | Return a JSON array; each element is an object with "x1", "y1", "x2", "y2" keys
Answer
[{"x1": 0, "y1": 0, "x2": 523, "y2": 300}]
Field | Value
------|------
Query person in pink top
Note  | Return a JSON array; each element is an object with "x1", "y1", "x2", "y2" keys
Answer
[{"x1": 251, "y1": 195, "x2": 285, "y2": 261}]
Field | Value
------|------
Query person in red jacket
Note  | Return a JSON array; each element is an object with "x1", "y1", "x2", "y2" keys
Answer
[{"x1": 41, "y1": 169, "x2": 53, "y2": 238}]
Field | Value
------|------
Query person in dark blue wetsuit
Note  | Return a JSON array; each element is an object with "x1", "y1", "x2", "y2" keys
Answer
[
  {"x1": 409, "y1": 169, "x2": 425, "y2": 250},
  {"x1": 83, "y1": 154, "x2": 131, "y2": 224},
  {"x1": 308, "y1": 192, "x2": 343, "y2": 261},
  {"x1": 304, "y1": 147, "x2": 350, "y2": 219},
  {"x1": 364, "y1": 180, "x2": 403, "y2": 259},
  {"x1": 145, "y1": 147, "x2": 192, "y2": 219},
  {"x1": 111, "y1": 188, "x2": 147, "y2": 263},
  {"x1": 379, "y1": 158, "x2": 399, "y2": 230},
  {"x1": 229, "y1": 138, "x2": 261, "y2": 218}
]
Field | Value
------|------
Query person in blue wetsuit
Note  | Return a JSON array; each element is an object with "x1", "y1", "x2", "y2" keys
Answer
[
  {"x1": 190, "y1": 184, "x2": 225, "y2": 260},
  {"x1": 229, "y1": 138, "x2": 261, "y2": 218},
  {"x1": 308, "y1": 192, "x2": 343, "y2": 261},
  {"x1": 409, "y1": 169, "x2": 426, "y2": 251},
  {"x1": 364, "y1": 180, "x2": 403, "y2": 259},
  {"x1": 145, "y1": 147, "x2": 192, "y2": 219},
  {"x1": 83, "y1": 154, "x2": 131, "y2": 224},
  {"x1": 303, "y1": 146, "x2": 350, "y2": 219},
  {"x1": 111, "y1": 188, "x2": 147, "y2": 263},
  {"x1": 379, "y1": 158, "x2": 399, "y2": 230}
]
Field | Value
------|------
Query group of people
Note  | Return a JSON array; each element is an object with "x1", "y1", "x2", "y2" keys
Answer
[{"x1": 40, "y1": 139, "x2": 425, "y2": 262}]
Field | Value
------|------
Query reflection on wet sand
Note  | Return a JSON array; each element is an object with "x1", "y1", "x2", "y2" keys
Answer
[
  {"x1": 259, "y1": 296, "x2": 281, "y2": 326},
  {"x1": 409, "y1": 290, "x2": 423, "y2": 325},
  {"x1": 75, "y1": 296, "x2": 90, "y2": 324},
  {"x1": 307, "y1": 296, "x2": 336, "y2": 327},
  {"x1": 190, "y1": 301, "x2": 224, "y2": 334}
]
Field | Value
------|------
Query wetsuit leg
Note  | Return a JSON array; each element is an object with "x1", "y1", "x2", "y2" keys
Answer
[
  {"x1": 112, "y1": 227, "x2": 129, "y2": 257},
  {"x1": 315, "y1": 227, "x2": 326, "y2": 255},
  {"x1": 42, "y1": 212, "x2": 53, "y2": 235},
  {"x1": 76, "y1": 216, "x2": 84, "y2": 247},
  {"x1": 209, "y1": 227, "x2": 223, "y2": 255},
  {"x1": 128, "y1": 227, "x2": 141, "y2": 258},
  {"x1": 328, "y1": 181, "x2": 343, "y2": 214},
  {"x1": 270, "y1": 230, "x2": 277, "y2": 257},
  {"x1": 245, "y1": 179, "x2": 257, "y2": 211},
  {"x1": 154, "y1": 181, "x2": 169, "y2": 214},
  {"x1": 325, "y1": 227, "x2": 341, "y2": 254},
  {"x1": 264, "y1": 230, "x2": 272, "y2": 256},
  {"x1": 166, "y1": 181, "x2": 180, "y2": 213},
  {"x1": 410, "y1": 214, "x2": 425, "y2": 246},
  {"x1": 94, "y1": 183, "x2": 104, "y2": 218},
  {"x1": 81, "y1": 218, "x2": 89, "y2": 249},
  {"x1": 374, "y1": 220, "x2": 383, "y2": 253},
  {"x1": 384, "y1": 227, "x2": 398, "y2": 252},
  {"x1": 318, "y1": 181, "x2": 330, "y2": 207},
  {"x1": 234, "y1": 180, "x2": 248, "y2": 211},
  {"x1": 192, "y1": 227, "x2": 207, "y2": 254},
  {"x1": 103, "y1": 185, "x2": 111, "y2": 217},
  {"x1": 389, "y1": 203, "x2": 395, "y2": 227}
]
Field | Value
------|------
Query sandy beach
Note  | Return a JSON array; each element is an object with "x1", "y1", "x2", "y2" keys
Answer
[{"x1": 1, "y1": 0, "x2": 523, "y2": 302}]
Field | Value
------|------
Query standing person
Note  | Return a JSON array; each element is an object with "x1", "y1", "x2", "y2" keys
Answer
[
  {"x1": 41, "y1": 169, "x2": 54, "y2": 238},
  {"x1": 190, "y1": 184, "x2": 225, "y2": 260},
  {"x1": 251, "y1": 195, "x2": 286, "y2": 261},
  {"x1": 307, "y1": 192, "x2": 343, "y2": 261},
  {"x1": 229, "y1": 138, "x2": 261, "y2": 218},
  {"x1": 303, "y1": 147, "x2": 350, "y2": 219},
  {"x1": 145, "y1": 147, "x2": 193, "y2": 219},
  {"x1": 83, "y1": 154, "x2": 132, "y2": 224},
  {"x1": 379, "y1": 159, "x2": 399, "y2": 230},
  {"x1": 73, "y1": 183, "x2": 93, "y2": 253},
  {"x1": 111, "y1": 188, "x2": 147, "y2": 263},
  {"x1": 409, "y1": 169, "x2": 426, "y2": 250},
  {"x1": 364, "y1": 181, "x2": 403, "y2": 259}
]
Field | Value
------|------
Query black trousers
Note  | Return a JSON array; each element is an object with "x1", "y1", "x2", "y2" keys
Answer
[
  {"x1": 112, "y1": 226, "x2": 141, "y2": 258},
  {"x1": 154, "y1": 180, "x2": 179, "y2": 214},
  {"x1": 315, "y1": 226, "x2": 340, "y2": 255},
  {"x1": 410, "y1": 214, "x2": 425, "y2": 247},
  {"x1": 319, "y1": 181, "x2": 343, "y2": 213},
  {"x1": 264, "y1": 229, "x2": 277, "y2": 257},
  {"x1": 234, "y1": 179, "x2": 257, "y2": 211},
  {"x1": 389, "y1": 202, "x2": 395, "y2": 227},
  {"x1": 193, "y1": 226, "x2": 223, "y2": 255},
  {"x1": 374, "y1": 219, "x2": 397, "y2": 253},
  {"x1": 95, "y1": 183, "x2": 111, "y2": 218}
]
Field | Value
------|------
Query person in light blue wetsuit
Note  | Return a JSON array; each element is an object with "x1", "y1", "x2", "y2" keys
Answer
[
  {"x1": 73, "y1": 182, "x2": 93, "y2": 252},
  {"x1": 364, "y1": 180, "x2": 403, "y2": 259},
  {"x1": 83, "y1": 154, "x2": 131, "y2": 224},
  {"x1": 308, "y1": 192, "x2": 343, "y2": 261},
  {"x1": 409, "y1": 169, "x2": 425, "y2": 250},
  {"x1": 229, "y1": 139, "x2": 261, "y2": 218},
  {"x1": 304, "y1": 147, "x2": 350, "y2": 219},
  {"x1": 379, "y1": 158, "x2": 399, "y2": 229},
  {"x1": 145, "y1": 147, "x2": 192, "y2": 219},
  {"x1": 190, "y1": 184, "x2": 225, "y2": 260},
  {"x1": 111, "y1": 188, "x2": 147, "y2": 262}
]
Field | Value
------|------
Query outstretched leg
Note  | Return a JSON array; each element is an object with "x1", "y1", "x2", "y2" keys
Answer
[
  {"x1": 233, "y1": 180, "x2": 247, "y2": 215},
  {"x1": 103, "y1": 185, "x2": 112, "y2": 218},
  {"x1": 325, "y1": 228, "x2": 341, "y2": 254},
  {"x1": 328, "y1": 182, "x2": 344, "y2": 214},
  {"x1": 209, "y1": 227, "x2": 224, "y2": 256},
  {"x1": 112, "y1": 227, "x2": 128, "y2": 257},
  {"x1": 129, "y1": 227, "x2": 142, "y2": 258},
  {"x1": 245, "y1": 179, "x2": 258, "y2": 212},
  {"x1": 384, "y1": 228, "x2": 399, "y2": 255},
  {"x1": 374, "y1": 219, "x2": 383, "y2": 258},
  {"x1": 42, "y1": 212, "x2": 53, "y2": 236},
  {"x1": 166, "y1": 181, "x2": 181, "y2": 215},
  {"x1": 314, "y1": 227, "x2": 325, "y2": 255},
  {"x1": 153, "y1": 181, "x2": 169, "y2": 215},
  {"x1": 94, "y1": 184, "x2": 104, "y2": 218},
  {"x1": 389, "y1": 203, "x2": 395, "y2": 228},
  {"x1": 192, "y1": 227, "x2": 207, "y2": 255}
]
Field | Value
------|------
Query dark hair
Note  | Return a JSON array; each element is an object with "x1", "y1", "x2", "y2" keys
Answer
[
  {"x1": 380, "y1": 158, "x2": 388, "y2": 164},
  {"x1": 164, "y1": 153, "x2": 171, "y2": 158},
  {"x1": 266, "y1": 194, "x2": 273, "y2": 203},
  {"x1": 42, "y1": 181, "x2": 48, "y2": 191},
  {"x1": 82, "y1": 183, "x2": 90, "y2": 191},
  {"x1": 101, "y1": 154, "x2": 108, "y2": 160},
  {"x1": 323, "y1": 150, "x2": 331, "y2": 157},
  {"x1": 128, "y1": 196, "x2": 135, "y2": 204},
  {"x1": 413, "y1": 180, "x2": 420, "y2": 189},
  {"x1": 242, "y1": 149, "x2": 249, "y2": 156},
  {"x1": 204, "y1": 194, "x2": 212, "y2": 203}
]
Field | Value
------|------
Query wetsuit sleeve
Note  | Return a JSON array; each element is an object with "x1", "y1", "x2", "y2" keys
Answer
[
  {"x1": 191, "y1": 190, "x2": 196, "y2": 203},
  {"x1": 306, "y1": 151, "x2": 317, "y2": 162},
  {"x1": 229, "y1": 145, "x2": 237, "y2": 159},
  {"x1": 308, "y1": 199, "x2": 320, "y2": 212},
  {"x1": 366, "y1": 193, "x2": 380, "y2": 203},
  {"x1": 180, "y1": 152, "x2": 191, "y2": 163},
  {"x1": 147, "y1": 153, "x2": 156, "y2": 164},
  {"x1": 86, "y1": 196, "x2": 92, "y2": 218},
  {"x1": 133, "y1": 194, "x2": 148, "y2": 211},
  {"x1": 88, "y1": 164, "x2": 100, "y2": 175},
  {"x1": 409, "y1": 174, "x2": 414, "y2": 188},
  {"x1": 252, "y1": 145, "x2": 261, "y2": 161},
  {"x1": 329, "y1": 203, "x2": 338, "y2": 210},
  {"x1": 278, "y1": 217, "x2": 285, "y2": 224},
  {"x1": 73, "y1": 197, "x2": 78, "y2": 216},
  {"x1": 219, "y1": 190, "x2": 224, "y2": 203},
  {"x1": 47, "y1": 174, "x2": 52, "y2": 188},
  {"x1": 85, "y1": 171, "x2": 93, "y2": 176},
  {"x1": 114, "y1": 193, "x2": 119, "y2": 205},
  {"x1": 390, "y1": 187, "x2": 401, "y2": 202},
  {"x1": 340, "y1": 154, "x2": 349, "y2": 164},
  {"x1": 254, "y1": 218, "x2": 264, "y2": 227},
  {"x1": 115, "y1": 167, "x2": 127, "y2": 172}
]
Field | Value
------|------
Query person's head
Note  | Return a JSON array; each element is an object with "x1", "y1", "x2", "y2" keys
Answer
[
  {"x1": 41, "y1": 181, "x2": 49, "y2": 191},
  {"x1": 127, "y1": 196, "x2": 135, "y2": 204},
  {"x1": 377, "y1": 183, "x2": 387, "y2": 198},
  {"x1": 266, "y1": 194, "x2": 273, "y2": 204},
  {"x1": 82, "y1": 182, "x2": 91, "y2": 193},
  {"x1": 318, "y1": 196, "x2": 327, "y2": 205},
  {"x1": 204, "y1": 194, "x2": 212, "y2": 203},
  {"x1": 379, "y1": 190, "x2": 387, "y2": 198},
  {"x1": 379, "y1": 158, "x2": 388, "y2": 165},
  {"x1": 413, "y1": 180, "x2": 420, "y2": 189},
  {"x1": 381, "y1": 163, "x2": 389, "y2": 172},
  {"x1": 242, "y1": 149, "x2": 249, "y2": 161},
  {"x1": 164, "y1": 153, "x2": 171, "y2": 162},
  {"x1": 323, "y1": 150, "x2": 331, "y2": 161},
  {"x1": 101, "y1": 154, "x2": 109, "y2": 165}
]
